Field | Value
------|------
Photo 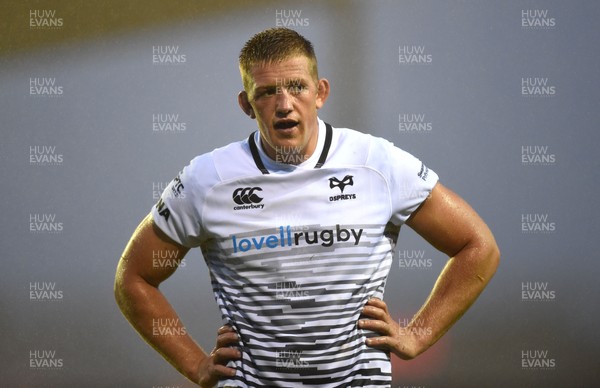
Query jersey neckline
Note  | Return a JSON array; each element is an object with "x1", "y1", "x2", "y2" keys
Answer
[{"x1": 247, "y1": 121, "x2": 333, "y2": 175}]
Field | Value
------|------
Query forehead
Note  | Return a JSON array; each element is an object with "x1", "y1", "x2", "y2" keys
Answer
[{"x1": 247, "y1": 56, "x2": 314, "y2": 87}]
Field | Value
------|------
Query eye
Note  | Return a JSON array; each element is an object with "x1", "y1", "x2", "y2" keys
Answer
[
  {"x1": 265, "y1": 87, "x2": 277, "y2": 96},
  {"x1": 256, "y1": 87, "x2": 277, "y2": 99},
  {"x1": 289, "y1": 84, "x2": 308, "y2": 95}
]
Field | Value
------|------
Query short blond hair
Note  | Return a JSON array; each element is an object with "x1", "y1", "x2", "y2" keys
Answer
[{"x1": 239, "y1": 27, "x2": 318, "y2": 92}]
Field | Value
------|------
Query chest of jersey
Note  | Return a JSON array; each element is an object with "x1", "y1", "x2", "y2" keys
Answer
[{"x1": 199, "y1": 166, "x2": 393, "y2": 263}]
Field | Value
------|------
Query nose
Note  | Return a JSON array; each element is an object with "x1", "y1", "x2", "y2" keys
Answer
[{"x1": 275, "y1": 88, "x2": 293, "y2": 116}]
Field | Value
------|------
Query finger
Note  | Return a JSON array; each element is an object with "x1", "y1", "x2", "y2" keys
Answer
[
  {"x1": 360, "y1": 305, "x2": 392, "y2": 323},
  {"x1": 364, "y1": 335, "x2": 394, "y2": 351},
  {"x1": 217, "y1": 325, "x2": 235, "y2": 335},
  {"x1": 211, "y1": 347, "x2": 242, "y2": 365},
  {"x1": 365, "y1": 297, "x2": 389, "y2": 312},
  {"x1": 358, "y1": 318, "x2": 393, "y2": 336},
  {"x1": 210, "y1": 363, "x2": 238, "y2": 378},
  {"x1": 215, "y1": 331, "x2": 240, "y2": 348}
]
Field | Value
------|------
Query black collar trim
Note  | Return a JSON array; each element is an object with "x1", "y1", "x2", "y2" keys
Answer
[{"x1": 248, "y1": 122, "x2": 333, "y2": 175}]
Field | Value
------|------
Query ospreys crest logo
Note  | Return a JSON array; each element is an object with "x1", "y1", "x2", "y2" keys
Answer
[{"x1": 329, "y1": 175, "x2": 354, "y2": 193}]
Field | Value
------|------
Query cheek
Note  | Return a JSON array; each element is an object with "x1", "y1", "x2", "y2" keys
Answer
[
  {"x1": 296, "y1": 94, "x2": 316, "y2": 111},
  {"x1": 256, "y1": 103, "x2": 275, "y2": 118},
  {"x1": 252, "y1": 107, "x2": 268, "y2": 123}
]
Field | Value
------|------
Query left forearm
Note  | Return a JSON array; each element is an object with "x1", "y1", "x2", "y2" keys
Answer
[
  {"x1": 361, "y1": 183, "x2": 500, "y2": 360},
  {"x1": 408, "y1": 242, "x2": 499, "y2": 353}
]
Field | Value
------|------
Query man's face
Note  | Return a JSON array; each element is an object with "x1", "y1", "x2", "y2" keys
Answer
[{"x1": 239, "y1": 56, "x2": 329, "y2": 163}]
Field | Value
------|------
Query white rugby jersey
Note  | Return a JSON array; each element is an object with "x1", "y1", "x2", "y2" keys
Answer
[{"x1": 151, "y1": 119, "x2": 438, "y2": 387}]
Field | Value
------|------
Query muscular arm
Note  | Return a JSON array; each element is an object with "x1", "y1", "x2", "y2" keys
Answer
[
  {"x1": 360, "y1": 183, "x2": 500, "y2": 359},
  {"x1": 114, "y1": 213, "x2": 239, "y2": 386}
]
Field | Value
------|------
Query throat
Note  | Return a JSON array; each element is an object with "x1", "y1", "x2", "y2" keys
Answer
[{"x1": 273, "y1": 146, "x2": 309, "y2": 165}]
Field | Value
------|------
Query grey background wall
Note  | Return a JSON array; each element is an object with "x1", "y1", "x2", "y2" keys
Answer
[{"x1": 1, "y1": 1, "x2": 599, "y2": 387}]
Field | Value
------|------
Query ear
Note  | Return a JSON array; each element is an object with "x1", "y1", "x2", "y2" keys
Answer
[
  {"x1": 238, "y1": 91, "x2": 255, "y2": 119},
  {"x1": 315, "y1": 78, "x2": 330, "y2": 110}
]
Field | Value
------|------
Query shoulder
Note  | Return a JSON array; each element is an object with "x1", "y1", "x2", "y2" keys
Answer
[
  {"x1": 182, "y1": 136, "x2": 257, "y2": 188},
  {"x1": 209, "y1": 136, "x2": 261, "y2": 181},
  {"x1": 329, "y1": 123, "x2": 436, "y2": 184},
  {"x1": 329, "y1": 125, "x2": 398, "y2": 166},
  {"x1": 333, "y1": 125, "x2": 377, "y2": 145}
]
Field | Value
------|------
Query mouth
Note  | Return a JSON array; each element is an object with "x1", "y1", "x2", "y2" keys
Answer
[{"x1": 274, "y1": 119, "x2": 299, "y2": 130}]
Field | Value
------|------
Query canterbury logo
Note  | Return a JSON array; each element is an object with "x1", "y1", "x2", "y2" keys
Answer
[
  {"x1": 329, "y1": 175, "x2": 354, "y2": 193},
  {"x1": 233, "y1": 187, "x2": 263, "y2": 205}
]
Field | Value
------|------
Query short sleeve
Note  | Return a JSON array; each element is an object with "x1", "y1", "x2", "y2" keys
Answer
[
  {"x1": 372, "y1": 139, "x2": 439, "y2": 225},
  {"x1": 150, "y1": 157, "x2": 207, "y2": 248}
]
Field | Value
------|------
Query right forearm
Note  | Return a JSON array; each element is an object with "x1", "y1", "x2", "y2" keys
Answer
[{"x1": 115, "y1": 277, "x2": 207, "y2": 384}]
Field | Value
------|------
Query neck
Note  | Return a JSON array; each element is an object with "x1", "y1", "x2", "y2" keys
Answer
[{"x1": 263, "y1": 142, "x2": 310, "y2": 165}]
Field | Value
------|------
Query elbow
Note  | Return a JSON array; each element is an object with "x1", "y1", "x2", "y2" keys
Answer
[
  {"x1": 468, "y1": 232, "x2": 500, "y2": 283},
  {"x1": 483, "y1": 239, "x2": 500, "y2": 280},
  {"x1": 490, "y1": 237, "x2": 500, "y2": 267}
]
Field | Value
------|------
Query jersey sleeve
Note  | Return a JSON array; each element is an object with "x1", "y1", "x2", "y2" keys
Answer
[
  {"x1": 372, "y1": 138, "x2": 439, "y2": 225},
  {"x1": 150, "y1": 155, "x2": 211, "y2": 248}
]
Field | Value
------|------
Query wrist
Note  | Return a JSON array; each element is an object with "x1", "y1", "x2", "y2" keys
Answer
[
  {"x1": 395, "y1": 325, "x2": 431, "y2": 359},
  {"x1": 181, "y1": 350, "x2": 208, "y2": 385}
]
